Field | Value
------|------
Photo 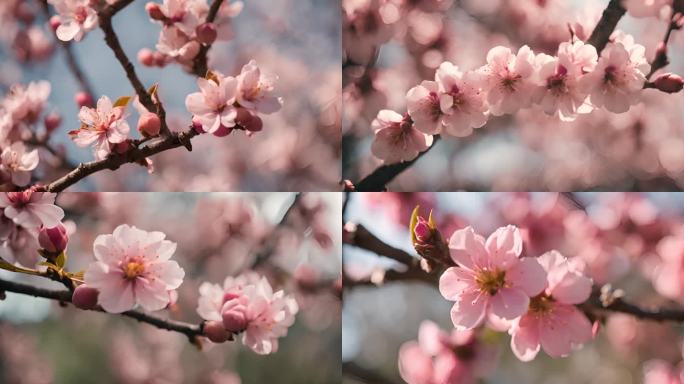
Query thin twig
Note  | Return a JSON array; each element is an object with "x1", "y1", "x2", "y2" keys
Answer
[
  {"x1": 0, "y1": 277, "x2": 207, "y2": 342},
  {"x1": 191, "y1": 0, "x2": 225, "y2": 76},
  {"x1": 250, "y1": 193, "x2": 302, "y2": 269}
]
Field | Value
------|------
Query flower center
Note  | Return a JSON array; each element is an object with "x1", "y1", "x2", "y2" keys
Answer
[
  {"x1": 74, "y1": 6, "x2": 88, "y2": 23},
  {"x1": 501, "y1": 74, "x2": 521, "y2": 92},
  {"x1": 528, "y1": 293, "x2": 554, "y2": 315},
  {"x1": 475, "y1": 269, "x2": 506, "y2": 295},
  {"x1": 603, "y1": 65, "x2": 619, "y2": 85},
  {"x1": 122, "y1": 258, "x2": 145, "y2": 280}
]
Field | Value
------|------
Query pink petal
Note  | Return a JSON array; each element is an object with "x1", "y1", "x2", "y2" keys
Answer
[
  {"x1": 449, "y1": 291, "x2": 488, "y2": 330},
  {"x1": 418, "y1": 320, "x2": 447, "y2": 355},
  {"x1": 550, "y1": 270, "x2": 592, "y2": 304},
  {"x1": 26, "y1": 203, "x2": 64, "y2": 228},
  {"x1": 506, "y1": 257, "x2": 547, "y2": 297},
  {"x1": 134, "y1": 278, "x2": 171, "y2": 311},
  {"x1": 398, "y1": 341, "x2": 434, "y2": 384},
  {"x1": 185, "y1": 92, "x2": 212, "y2": 116},
  {"x1": 489, "y1": 287, "x2": 529, "y2": 320},
  {"x1": 539, "y1": 304, "x2": 592, "y2": 358},
  {"x1": 510, "y1": 315, "x2": 541, "y2": 362},
  {"x1": 448, "y1": 226, "x2": 488, "y2": 270},
  {"x1": 56, "y1": 21, "x2": 80, "y2": 41},
  {"x1": 485, "y1": 225, "x2": 523, "y2": 268},
  {"x1": 439, "y1": 266, "x2": 476, "y2": 301},
  {"x1": 148, "y1": 260, "x2": 185, "y2": 289}
]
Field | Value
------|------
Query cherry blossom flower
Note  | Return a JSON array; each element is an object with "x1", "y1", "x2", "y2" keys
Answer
[
  {"x1": 439, "y1": 225, "x2": 546, "y2": 330},
  {"x1": 149, "y1": 0, "x2": 204, "y2": 36},
  {"x1": 642, "y1": 359, "x2": 684, "y2": 384},
  {"x1": 509, "y1": 250, "x2": 593, "y2": 361},
  {"x1": 370, "y1": 110, "x2": 433, "y2": 164},
  {"x1": 398, "y1": 320, "x2": 495, "y2": 384},
  {"x1": 0, "y1": 142, "x2": 38, "y2": 186},
  {"x1": 406, "y1": 80, "x2": 443, "y2": 135},
  {"x1": 236, "y1": 60, "x2": 283, "y2": 115},
  {"x1": 197, "y1": 272, "x2": 298, "y2": 355},
  {"x1": 1, "y1": 80, "x2": 51, "y2": 124},
  {"x1": 435, "y1": 62, "x2": 488, "y2": 137},
  {"x1": 534, "y1": 41, "x2": 597, "y2": 121},
  {"x1": 581, "y1": 35, "x2": 650, "y2": 113},
  {"x1": 651, "y1": 235, "x2": 684, "y2": 304},
  {"x1": 84, "y1": 224, "x2": 185, "y2": 313},
  {"x1": 480, "y1": 45, "x2": 538, "y2": 116},
  {"x1": 69, "y1": 95, "x2": 130, "y2": 160},
  {"x1": 0, "y1": 192, "x2": 64, "y2": 229},
  {"x1": 156, "y1": 26, "x2": 200, "y2": 62},
  {"x1": 48, "y1": 0, "x2": 98, "y2": 42},
  {"x1": 185, "y1": 75, "x2": 239, "y2": 134}
]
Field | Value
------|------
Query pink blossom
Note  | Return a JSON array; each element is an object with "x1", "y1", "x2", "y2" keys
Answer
[
  {"x1": 652, "y1": 235, "x2": 684, "y2": 304},
  {"x1": 581, "y1": 36, "x2": 649, "y2": 113},
  {"x1": 398, "y1": 321, "x2": 495, "y2": 384},
  {"x1": 509, "y1": 250, "x2": 593, "y2": 361},
  {"x1": 1, "y1": 81, "x2": 51, "y2": 124},
  {"x1": 150, "y1": 0, "x2": 204, "y2": 36},
  {"x1": 406, "y1": 80, "x2": 443, "y2": 135},
  {"x1": 435, "y1": 62, "x2": 488, "y2": 137},
  {"x1": 370, "y1": 110, "x2": 433, "y2": 164},
  {"x1": 534, "y1": 41, "x2": 597, "y2": 121},
  {"x1": 643, "y1": 359, "x2": 684, "y2": 384},
  {"x1": 0, "y1": 192, "x2": 64, "y2": 229},
  {"x1": 84, "y1": 224, "x2": 185, "y2": 313},
  {"x1": 48, "y1": 0, "x2": 98, "y2": 42},
  {"x1": 156, "y1": 26, "x2": 200, "y2": 62},
  {"x1": 197, "y1": 273, "x2": 298, "y2": 355},
  {"x1": 0, "y1": 142, "x2": 39, "y2": 186},
  {"x1": 480, "y1": 45, "x2": 538, "y2": 116},
  {"x1": 70, "y1": 96, "x2": 130, "y2": 160},
  {"x1": 439, "y1": 225, "x2": 546, "y2": 330},
  {"x1": 236, "y1": 60, "x2": 283, "y2": 115},
  {"x1": 185, "y1": 75, "x2": 238, "y2": 134}
]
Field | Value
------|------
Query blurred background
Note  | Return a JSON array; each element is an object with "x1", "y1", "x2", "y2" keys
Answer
[
  {"x1": 343, "y1": 0, "x2": 684, "y2": 191},
  {"x1": 0, "y1": 192, "x2": 341, "y2": 384},
  {"x1": 343, "y1": 192, "x2": 684, "y2": 383},
  {"x1": 0, "y1": 0, "x2": 341, "y2": 191}
]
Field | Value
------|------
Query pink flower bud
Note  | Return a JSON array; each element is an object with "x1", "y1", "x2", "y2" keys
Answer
[
  {"x1": 653, "y1": 73, "x2": 684, "y2": 93},
  {"x1": 75, "y1": 91, "x2": 93, "y2": 108},
  {"x1": 137, "y1": 48, "x2": 155, "y2": 67},
  {"x1": 235, "y1": 108, "x2": 263, "y2": 132},
  {"x1": 222, "y1": 302, "x2": 248, "y2": 332},
  {"x1": 137, "y1": 113, "x2": 161, "y2": 137},
  {"x1": 153, "y1": 52, "x2": 168, "y2": 67},
  {"x1": 192, "y1": 116, "x2": 206, "y2": 133},
  {"x1": 414, "y1": 217, "x2": 432, "y2": 244},
  {"x1": 72, "y1": 284, "x2": 99, "y2": 310},
  {"x1": 44, "y1": 112, "x2": 62, "y2": 133},
  {"x1": 145, "y1": 2, "x2": 165, "y2": 20},
  {"x1": 196, "y1": 23, "x2": 217, "y2": 45},
  {"x1": 38, "y1": 223, "x2": 69, "y2": 253},
  {"x1": 49, "y1": 15, "x2": 61, "y2": 31},
  {"x1": 204, "y1": 320, "x2": 231, "y2": 343},
  {"x1": 114, "y1": 141, "x2": 130, "y2": 154}
]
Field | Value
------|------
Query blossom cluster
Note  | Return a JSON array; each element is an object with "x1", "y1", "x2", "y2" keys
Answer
[
  {"x1": 435, "y1": 225, "x2": 594, "y2": 362},
  {"x1": 185, "y1": 60, "x2": 283, "y2": 137},
  {"x1": 370, "y1": 32, "x2": 658, "y2": 163},
  {"x1": 0, "y1": 81, "x2": 55, "y2": 187},
  {"x1": 139, "y1": 0, "x2": 243, "y2": 69},
  {"x1": 197, "y1": 271, "x2": 299, "y2": 355},
  {"x1": 0, "y1": 0, "x2": 54, "y2": 62},
  {"x1": 47, "y1": 0, "x2": 101, "y2": 42}
]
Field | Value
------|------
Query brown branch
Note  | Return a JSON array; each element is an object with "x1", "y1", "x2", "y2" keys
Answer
[
  {"x1": 646, "y1": 10, "x2": 682, "y2": 79},
  {"x1": 41, "y1": 128, "x2": 198, "y2": 192},
  {"x1": 98, "y1": 0, "x2": 171, "y2": 137},
  {"x1": 344, "y1": 223, "x2": 419, "y2": 267},
  {"x1": 587, "y1": 0, "x2": 627, "y2": 53},
  {"x1": 250, "y1": 193, "x2": 302, "y2": 269},
  {"x1": 191, "y1": 0, "x2": 226, "y2": 77},
  {"x1": 355, "y1": 135, "x2": 440, "y2": 191},
  {"x1": 0, "y1": 277, "x2": 207, "y2": 342}
]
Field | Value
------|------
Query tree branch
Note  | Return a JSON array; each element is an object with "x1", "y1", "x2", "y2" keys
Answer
[
  {"x1": 191, "y1": 0, "x2": 225, "y2": 77},
  {"x1": 0, "y1": 277, "x2": 208, "y2": 342},
  {"x1": 250, "y1": 193, "x2": 302, "y2": 269},
  {"x1": 587, "y1": 0, "x2": 627, "y2": 52},
  {"x1": 355, "y1": 135, "x2": 440, "y2": 191},
  {"x1": 41, "y1": 128, "x2": 198, "y2": 192}
]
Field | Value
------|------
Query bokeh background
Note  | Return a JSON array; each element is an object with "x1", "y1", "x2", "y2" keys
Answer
[
  {"x1": 343, "y1": 0, "x2": 684, "y2": 191},
  {"x1": 343, "y1": 192, "x2": 684, "y2": 383},
  {"x1": 1, "y1": 0, "x2": 341, "y2": 191},
  {"x1": 0, "y1": 192, "x2": 341, "y2": 384}
]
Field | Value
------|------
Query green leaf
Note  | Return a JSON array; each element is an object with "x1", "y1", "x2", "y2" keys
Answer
[
  {"x1": 114, "y1": 96, "x2": 131, "y2": 108},
  {"x1": 55, "y1": 251, "x2": 67, "y2": 269},
  {"x1": 410, "y1": 205, "x2": 420, "y2": 246}
]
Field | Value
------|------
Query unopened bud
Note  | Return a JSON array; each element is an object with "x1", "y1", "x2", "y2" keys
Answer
[
  {"x1": 212, "y1": 125, "x2": 233, "y2": 137},
  {"x1": 204, "y1": 320, "x2": 232, "y2": 343},
  {"x1": 196, "y1": 23, "x2": 217, "y2": 45},
  {"x1": 222, "y1": 302, "x2": 248, "y2": 333},
  {"x1": 192, "y1": 116, "x2": 206, "y2": 133},
  {"x1": 44, "y1": 112, "x2": 62, "y2": 133},
  {"x1": 75, "y1": 91, "x2": 93, "y2": 108},
  {"x1": 114, "y1": 141, "x2": 130, "y2": 154},
  {"x1": 137, "y1": 48, "x2": 155, "y2": 67},
  {"x1": 49, "y1": 15, "x2": 61, "y2": 32},
  {"x1": 145, "y1": 2, "x2": 165, "y2": 20},
  {"x1": 137, "y1": 113, "x2": 161, "y2": 137},
  {"x1": 413, "y1": 216, "x2": 432, "y2": 244},
  {"x1": 38, "y1": 222, "x2": 69, "y2": 253},
  {"x1": 72, "y1": 284, "x2": 99, "y2": 310},
  {"x1": 235, "y1": 108, "x2": 263, "y2": 132},
  {"x1": 653, "y1": 73, "x2": 684, "y2": 93},
  {"x1": 153, "y1": 52, "x2": 168, "y2": 67}
]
